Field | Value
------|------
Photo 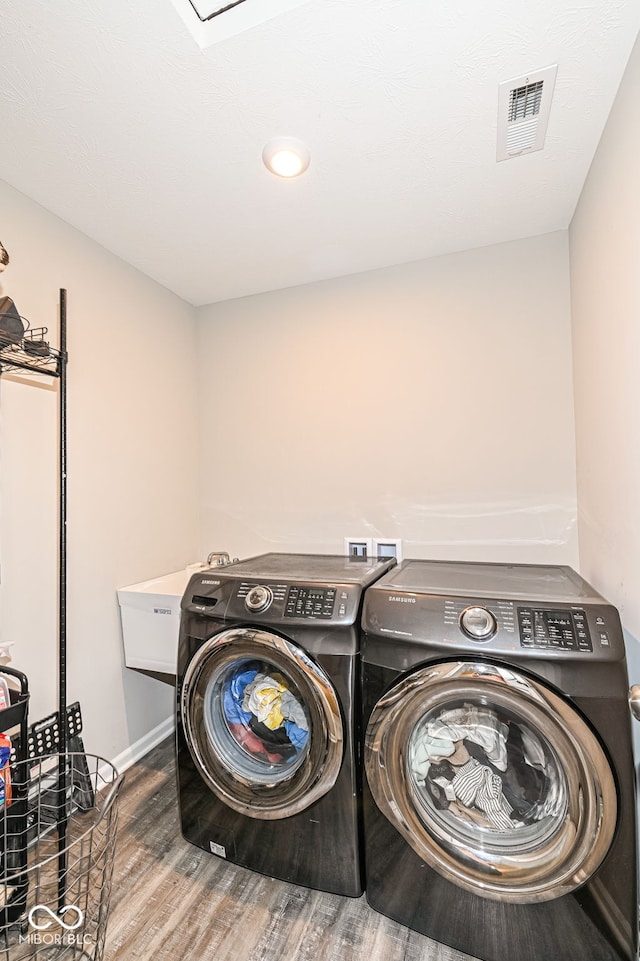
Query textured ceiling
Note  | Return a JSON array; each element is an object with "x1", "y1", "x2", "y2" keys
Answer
[{"x1": 1, "y1": 1, "x2": 639, "y2": 306}]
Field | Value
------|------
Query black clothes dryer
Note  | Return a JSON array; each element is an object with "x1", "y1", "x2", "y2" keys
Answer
[
  {"x1": 176, "y1": 552, "x2": 395, "y2": 897},
  {"x1": 360, "y1": 559, "x2": 638, "y2": 961}
]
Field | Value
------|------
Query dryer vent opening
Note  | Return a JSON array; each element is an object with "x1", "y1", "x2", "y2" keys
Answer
[{"x1": 497, "y1": 65, "x2": 558, "y2": 161}]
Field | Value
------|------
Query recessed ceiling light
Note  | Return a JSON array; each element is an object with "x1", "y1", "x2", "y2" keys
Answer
[{"x1": 262, "y1": 138, "x2": 311, "y2": 178}]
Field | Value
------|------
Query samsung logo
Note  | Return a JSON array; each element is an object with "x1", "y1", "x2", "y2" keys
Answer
[
  {"x1": 201, "y1": 579, "x2": 221, "y2": 586},
  {"x1": 388, "y1": 595, "x2": 416, "y2": 604}
]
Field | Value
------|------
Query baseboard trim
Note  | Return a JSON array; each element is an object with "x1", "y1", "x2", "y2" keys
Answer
[{"x1": 110, "y1": 714, "x2": 175, "y2": 776}]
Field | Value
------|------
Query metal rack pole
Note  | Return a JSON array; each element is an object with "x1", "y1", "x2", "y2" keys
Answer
[{"x1": 57, "y1": 288, "x2": 68, "y2": 906}]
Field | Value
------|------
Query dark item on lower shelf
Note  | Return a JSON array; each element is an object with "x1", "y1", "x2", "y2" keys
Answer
[
  {"x1": 22, "y1": 742, "x2": 96, "y2": 848},
  {"x1": 0, "y1": 672, "x2": 29, "y2": 734},
  {"x1": 0, "y1": 297, "x2": 25, "y2": 346},
  {"x1": 22, "y1": 328, "x2": 50, "y2": 357},
  {"x1": 11, "y1": 702, "x2": 96, "y2": 827},
  {"x1": 0, "y1": 667, "x2": 30, "y2": 926}
]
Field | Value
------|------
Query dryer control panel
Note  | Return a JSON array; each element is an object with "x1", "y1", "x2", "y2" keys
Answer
[{"x1": 362, "y1": 590, "x2": 621, "y2": 662}]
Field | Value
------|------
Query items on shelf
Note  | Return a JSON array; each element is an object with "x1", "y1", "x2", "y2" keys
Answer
[
  {"x1": 0, "y1": 242, "x2": 24, "y2": 346},
  {"x1": 0, "y1": 242, "x2": 60, "y2": 375},
  {"x1": 0, "y1": 315, "x2": 59, "y2": 376},
  {"x1": 0, "y1": 666, "x2": 30, "y2": 919},
  {"x1": 0, "y1": 296, "x2": 24, "y2": 345},
  {"x1": 0, "y1": 679, "x2": 9, "y2": 712},
  {"x1": 0, "y1": 735, "x2": 11, "y2": 808}
]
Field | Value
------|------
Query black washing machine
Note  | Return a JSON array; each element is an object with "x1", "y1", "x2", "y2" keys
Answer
[
  {"x1": 176, "y1": 552, "x2": 395, "y2": 897},
  {"x1": 360, "y1": 559, "x2": 638, "y2": 961}
]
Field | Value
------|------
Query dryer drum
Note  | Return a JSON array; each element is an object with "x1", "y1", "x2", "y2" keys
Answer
[
  {"x1": 181, "y1": 627, "x2": 344, "y2": 820},
  {"x1": 365, "y1": 660, "x2": 617, "y2": 904}
]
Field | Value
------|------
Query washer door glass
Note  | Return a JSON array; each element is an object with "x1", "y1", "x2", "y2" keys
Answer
[
  {"x1": 365, "y1": 660, "x2": 617, "y2": 903},
  {"x1": 181, "y1": 628, "x2": 343, "y2": 819}
]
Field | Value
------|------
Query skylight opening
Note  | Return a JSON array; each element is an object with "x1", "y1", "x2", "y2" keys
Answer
[
  {"x1": 187, "y1": 0, "x2": 247, "y2": 22},
  {"x1": 170, "y1": 0, "x2": 312, "y2": 47}
]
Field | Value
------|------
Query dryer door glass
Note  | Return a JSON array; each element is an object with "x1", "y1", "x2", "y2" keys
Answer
[
  {"x1": 365, "y1": 660, "x2": 617, "y2": 903},
  {"x1": 181, "y1": 628, "x2": 343, "y2": 819}
]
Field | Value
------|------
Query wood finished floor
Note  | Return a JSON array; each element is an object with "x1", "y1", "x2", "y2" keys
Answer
[{"x1": 105, "y1": 738, "x2": 479, "y2": 961}]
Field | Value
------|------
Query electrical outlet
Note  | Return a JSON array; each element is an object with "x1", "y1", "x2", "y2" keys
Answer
[
  {"x1": 344, "y1": 537, "x2": 373, "y2": 559},
  {"x1": 372, "y1": 538, "x2": 403, "y2": 563}
]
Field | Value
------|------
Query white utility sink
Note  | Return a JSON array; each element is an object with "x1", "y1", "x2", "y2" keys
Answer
[{"x1": 117, "y1": 567, "x2": 200, "y2": 674}]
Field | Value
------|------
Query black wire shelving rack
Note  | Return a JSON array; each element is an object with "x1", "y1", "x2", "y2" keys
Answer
[
  {"x1": 0, "y1": 291, "x2": 124, "y2": 959},
  {"x1": 0, "y1": 289, "x2": 68, "y2": 819}
]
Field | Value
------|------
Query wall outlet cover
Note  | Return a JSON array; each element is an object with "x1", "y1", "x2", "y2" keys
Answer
[
  {"x1": 372, "y1": 538, "x2": 403, "y2": 562},
  {"x1": 343, "y1": 537, "x2": 374, "y2": 558}
]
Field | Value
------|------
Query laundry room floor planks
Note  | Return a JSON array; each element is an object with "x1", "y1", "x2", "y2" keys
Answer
[{"x1": 105, "y1": 737, "x2": 480, "y2": 961}]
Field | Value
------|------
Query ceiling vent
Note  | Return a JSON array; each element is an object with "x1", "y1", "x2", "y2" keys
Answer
[
  {"x1": 169, "y1": 0, "x2": 312, "y2": 47},
  {"x1": 497, "y1": 65, "x2": 558, "y2": 161}
]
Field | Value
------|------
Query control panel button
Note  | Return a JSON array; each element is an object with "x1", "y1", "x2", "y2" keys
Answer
[
  {"x1": 245, "y1": 585, "x2": 274, "y2": 613},
  {"x1": 459, "y1": 606, "x2": 497, "y2": 641}
]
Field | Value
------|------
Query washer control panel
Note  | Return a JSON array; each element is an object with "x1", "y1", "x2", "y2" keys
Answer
[
  {"x1": 285, "y1": 585, "x2": 337, "y2": 618},
  {"x1": 518, "y1": 608, "x2": 593, "y2": 652},
  {"x1": 232, "y1": 581, "x2": 352, "y2": 621}
]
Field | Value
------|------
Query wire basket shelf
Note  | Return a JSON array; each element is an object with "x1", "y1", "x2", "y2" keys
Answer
[
  {"x1": 0, "y1": 321, "x2": 62, "y2": 378},
  {"x1": 1, "y1": 753, "x2": 123, "y2": 960}
]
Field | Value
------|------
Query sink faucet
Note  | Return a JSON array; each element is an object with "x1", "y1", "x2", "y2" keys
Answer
[{"x1": 207, "y1": 551, "x2": 231, "y2": 567}]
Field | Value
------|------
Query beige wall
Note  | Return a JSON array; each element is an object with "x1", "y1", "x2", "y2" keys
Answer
[
  {"x1": 570, "y1": 33, "x2": 640, "y2": 641},
  {"x1": 197, "y1": 231, "x2": 578, "y2": 567},
  {"x1": 0, "y1": 189, "x2": 589, "y2": 764},
  {"x1": 0, "y1": 179, "x2": 199, "y2": 758}
]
